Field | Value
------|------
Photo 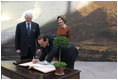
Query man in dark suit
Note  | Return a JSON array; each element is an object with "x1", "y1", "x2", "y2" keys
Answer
[
  {"x1": 15, "y1": 12, "x2": 40, "y2": 60},
  {"x1": 32, "y1": 34, "x2": 78, "y2": 69}
]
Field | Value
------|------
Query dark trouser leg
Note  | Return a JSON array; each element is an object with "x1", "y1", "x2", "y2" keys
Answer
[
  {"x1": 66, "y1": 61, "x2": 75, "y2": 69},
  {"x1": 19, "y1": 47, "x2": 33, "y2": 60},
  {"x1": 26, "y1": 47, "x2": 33, "y2": 59},
  {"x1": 66, "y1": 54, "x2": 78, "y2": 69},
  {"x1": 20, "y1": 54, "x2": 27, "y2": 60},
  {"x1": 61, "y1": 54, "x2": 77, "y2": 69}
]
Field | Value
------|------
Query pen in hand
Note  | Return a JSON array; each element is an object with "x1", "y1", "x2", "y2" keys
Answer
[
  {"x1": 32, "y1": 56, "x2": 37, "y2": 64},
  {"x1": 33, "y1": 56, "x2": 35, "y2": 59}
]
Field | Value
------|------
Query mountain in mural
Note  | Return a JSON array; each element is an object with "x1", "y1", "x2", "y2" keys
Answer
[{"x1": 41, "y1": 1, "x2": 117, "y2": 46}]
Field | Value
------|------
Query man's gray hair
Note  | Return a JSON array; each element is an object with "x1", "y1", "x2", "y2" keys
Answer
[{"x1": 25, "y1": 12, "x2": 32, "y2": 16}]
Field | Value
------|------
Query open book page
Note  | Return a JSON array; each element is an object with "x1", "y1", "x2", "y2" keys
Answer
[{"x1": 19, "y1": 62, "x2": 55, "y2": 73}]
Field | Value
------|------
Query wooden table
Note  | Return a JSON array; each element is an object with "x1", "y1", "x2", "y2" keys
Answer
[{"x1": 1, "y1": 60, "x2": 81, "y2": 79}]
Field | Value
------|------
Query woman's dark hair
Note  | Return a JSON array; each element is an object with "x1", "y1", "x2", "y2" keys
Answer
[
  {"x1": 57, "y1": 15, "x2": 66, "y2": 24},
  {"x1": 38, "y1": 35, "x2": 49, "y2": 41}
]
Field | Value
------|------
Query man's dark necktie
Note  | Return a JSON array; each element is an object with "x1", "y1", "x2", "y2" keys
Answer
[{"x1": 27, "y1": 24, "x2": 31, "y2": 37}]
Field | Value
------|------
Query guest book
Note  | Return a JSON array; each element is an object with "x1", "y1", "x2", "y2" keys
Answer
[{"x1": 19, "y1": 62, "x2": 55, "y2": 73}]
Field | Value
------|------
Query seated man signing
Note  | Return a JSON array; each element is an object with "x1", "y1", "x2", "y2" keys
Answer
[{"x1": 32, "y1": 34, "x2": 78, "y2": 69}]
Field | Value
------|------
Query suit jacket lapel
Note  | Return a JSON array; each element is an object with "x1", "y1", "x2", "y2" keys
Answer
[
  {"x1": 30, "y1": 22, "x2": 33, "y2": 35},
  {"x1": 23, "y1": 21, "x2": 28, "y2": 36}
]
